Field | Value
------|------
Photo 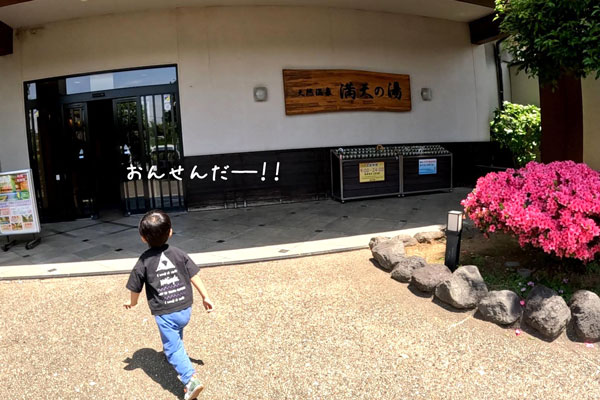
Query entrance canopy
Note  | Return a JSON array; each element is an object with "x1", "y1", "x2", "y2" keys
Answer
[{"x1": 0, "y1": 0, "x2": 492, "y2": 28}]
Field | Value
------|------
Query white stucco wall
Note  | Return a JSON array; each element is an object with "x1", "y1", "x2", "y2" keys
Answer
[
  {"x1": 1, "y1": 6, "x2": 497, "y2": 164},
  {"x1": 0, "y1": 36, "x2": 27, "y2": 172},
  {"x1": 472, "y1": 42, "x2": 499, "y2": 138},
  {"x1": 508, "y1": 64, "x2": 540, "y2": 107}
]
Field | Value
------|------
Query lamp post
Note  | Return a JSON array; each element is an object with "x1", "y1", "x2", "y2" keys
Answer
[{"x1": 445, "y1": 210, "x2": 463, "y2": 272}]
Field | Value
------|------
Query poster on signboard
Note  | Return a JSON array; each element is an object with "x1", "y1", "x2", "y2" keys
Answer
[
  {"x1": 418, "y1": 159, "x2": 437, "y2": 175},
  {"x1": 359, "y1": 162, "x2": 385, "y2": 183},
  {"x1": 0, "y1": 169, "x2": 41, "y2": 235}
]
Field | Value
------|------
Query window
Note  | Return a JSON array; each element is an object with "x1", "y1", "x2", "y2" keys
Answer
[{"x1": 65, "y1": 66, "x2": 177, "y2": 95}]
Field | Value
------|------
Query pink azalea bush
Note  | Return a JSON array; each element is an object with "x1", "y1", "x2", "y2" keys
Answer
[{"x1": 461, "y1": 161, "x2": 600, "y2": 262}]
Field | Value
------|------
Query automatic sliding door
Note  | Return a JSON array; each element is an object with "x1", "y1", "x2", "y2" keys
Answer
[
  {"x1": 115, "y1": 99, "x2": 147, "y2": 214},
  {"x1": 64, "y1": 103, "x2": 95, "y2": 217},
  {"x1": 140, "y1": 94, "x2": 184, "y2": 210},
  {"x1": 116, "y1": 93, "x2": 184, "y2": 214}
]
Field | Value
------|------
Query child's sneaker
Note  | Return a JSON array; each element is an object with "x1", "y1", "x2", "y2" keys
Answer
[{"x1": 184, "y1": 374, "x2": 204, "y2": 400}]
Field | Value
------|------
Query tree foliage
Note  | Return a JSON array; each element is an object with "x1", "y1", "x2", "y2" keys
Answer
[
  {"x1": 490, "y1": 101, "x2": 541, "y2": 167},
  {"x1": 495, "y1": 0, "x2": 600, "y2": 86}
]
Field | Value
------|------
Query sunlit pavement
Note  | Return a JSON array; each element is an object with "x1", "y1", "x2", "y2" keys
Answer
[{"x1": 0, "y1": 188, "x2": 470, "y2": 279}]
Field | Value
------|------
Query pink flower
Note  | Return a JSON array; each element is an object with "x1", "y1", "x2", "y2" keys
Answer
[
  {"x1": 520, "y1": 300, "x2": 526, "y2": 306},
  {"x1": 515, "y1": 329, "x2": 522, "y2": 336},
  {"x1": 461, "y1": 161, "x2": 600, "y2": 262},
  {"x1": 527, "y1": 281, "x2": 535, "y2": 286}
]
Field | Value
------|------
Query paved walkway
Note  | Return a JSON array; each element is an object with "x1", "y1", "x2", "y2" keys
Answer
[{"x1": 0, "y1": 188, "x2": 470, "y2": 279}]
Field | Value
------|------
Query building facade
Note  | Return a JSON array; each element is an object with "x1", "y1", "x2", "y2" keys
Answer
[{"x1": 0, "y1": 1, "x2": 501, "y2": 221}]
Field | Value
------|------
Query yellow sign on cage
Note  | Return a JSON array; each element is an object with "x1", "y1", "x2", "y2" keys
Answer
[{"x1": 359, "y1": 162, "x2": 385, "y2": 183}]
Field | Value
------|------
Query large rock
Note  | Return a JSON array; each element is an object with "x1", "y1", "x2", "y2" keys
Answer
[
  {"x1": 411, "y1": 264, "x2": 452, "y2": 293},
  {"x1": 569, "y1": 290, "x2": 600, "y2": 343},
  {"x1": 369, "y1": 235, "x2": 418, "y2": 250},
  {"x1": 392, "y1": 234, "x2": 419, "y2": 247},
  {"x1": 371, "y1": 239, "x2": 406, "y2": 271},
  {"x1": 390, "y1": 256, "x2": 427, "y2": 283},
  {"x1": 369, "y1": 236, "x2": 390, "y2": 250},
  {"x1": 523, "y1": 285, "x2": 571, "y2": 340},
  {"x1": 434, "y1": 265, "x2": 488, "y2": 309},
  {"x1": 477, "y1": 290, "x2": 522, "y2": 325},
  {"x1": 414, "y1": 231, "x2": 445, "y2": 244}
]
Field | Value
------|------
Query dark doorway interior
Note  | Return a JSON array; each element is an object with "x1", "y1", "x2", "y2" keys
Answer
[{"x1": 87, "y1": 100, "x2": 121, "y2": 215}]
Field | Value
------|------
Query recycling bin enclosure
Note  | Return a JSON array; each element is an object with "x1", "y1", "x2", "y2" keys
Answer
[
  {"x1": 330, "y1": 148, "x2": 400, "y2": 202},
  {"x1": 330, "y1": 145, "x2": 452, "y2": 202},
  {"x1": 399, "y1": 145, "x2": 453, "y2": 194}
]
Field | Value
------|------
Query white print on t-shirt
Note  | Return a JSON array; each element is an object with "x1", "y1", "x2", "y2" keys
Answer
[
  {"x1": 160, "y1": 275, "x2": 180, "y2": 286},
  {"x1": 154, "y1": 251, "x2": 187, "y2": 305},
  {"x1": 156, "y1": 252, "x2": 177, "y2": 272}
]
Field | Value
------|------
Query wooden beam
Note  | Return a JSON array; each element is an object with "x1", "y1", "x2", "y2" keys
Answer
[
  {"x1": 469, "y1": 13, "x2": 507, "y2": 45},
  {"x1": 456, "y1": 0, "x2": 495, "y2": 8},
  {"x1": 0, "y1": 0, "x2": 32, "y2": 7},
  {"x1": 0, "y1": 20, "x2": 12, "y2": 56}
]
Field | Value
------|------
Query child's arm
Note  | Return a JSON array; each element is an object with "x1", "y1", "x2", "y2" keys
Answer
[
  {"x1": 191, "y1": 274, "x2": 214, "y2": 312},
  {"x1": 123, "y1": 291, "x2": 140, "y2": 309}
]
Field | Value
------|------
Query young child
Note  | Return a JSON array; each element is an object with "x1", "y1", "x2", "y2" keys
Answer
[{"x1": 124, "y1": 209, "x2": 214, "y2": 400}]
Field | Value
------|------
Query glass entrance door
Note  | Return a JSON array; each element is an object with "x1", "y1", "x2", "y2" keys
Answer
[
  {"x1": 115, "y1": 93, "x2": 184, "y2": 214},
  {"x1": 64, "y1": 103, "x2": 96, "y2": 217},
  {"x1": 24, "y1": 66, "x2": 184, "y2": 221},
  {"x1": 115, "y1": 98, "x2": 146, "y2": 214}
]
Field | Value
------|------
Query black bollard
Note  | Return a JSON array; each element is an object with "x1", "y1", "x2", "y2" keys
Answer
[{"x1": 444, "y1": 211, "x2": 463, "y2": 272}]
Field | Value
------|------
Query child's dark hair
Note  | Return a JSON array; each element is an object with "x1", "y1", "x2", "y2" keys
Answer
[{"x1": 139, "y1": 210, "x2": 172, "y2": 248}]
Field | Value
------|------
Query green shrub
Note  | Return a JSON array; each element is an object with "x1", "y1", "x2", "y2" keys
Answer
[{"x1": 490, "y1": 101, "x2": 541, "y2": 167}]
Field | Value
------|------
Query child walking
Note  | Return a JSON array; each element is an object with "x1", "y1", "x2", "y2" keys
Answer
[{"x1": 124, "y1": 209, "x2": 214, "y2": 400}]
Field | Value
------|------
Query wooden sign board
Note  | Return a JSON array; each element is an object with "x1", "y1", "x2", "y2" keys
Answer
[{"x1": 283, "y1": 69, "x2": 411, "y2": 115}]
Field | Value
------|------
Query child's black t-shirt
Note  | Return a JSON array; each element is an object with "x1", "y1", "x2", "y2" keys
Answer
[{"x1": 126, "y1": 244, "x2": 200, "y2": 316}]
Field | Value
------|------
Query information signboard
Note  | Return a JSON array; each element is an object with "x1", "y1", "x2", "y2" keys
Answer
[
  {"x1": 0, "y1": 169, "x2": 41, "y2": 235},
  {"x1": 359, "y1": 162, "x2": 385, "y2": 183},
  {"x1": 418, "y1": 159, "x2": 437, "y2": 175}
]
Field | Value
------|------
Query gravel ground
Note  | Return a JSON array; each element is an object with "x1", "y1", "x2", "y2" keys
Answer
[{"x1": 1, "y1": 249, "x2": 599, "y2": 399}]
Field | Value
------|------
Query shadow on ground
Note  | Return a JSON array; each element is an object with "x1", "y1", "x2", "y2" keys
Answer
[{"x1": 123, "y1": 348, "x2": 204, "y2": 398}]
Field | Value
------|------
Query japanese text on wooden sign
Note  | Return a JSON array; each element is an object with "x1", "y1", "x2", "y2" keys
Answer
[{"x1": 283, "y1": 69, "x2": 411, "y2": 115}]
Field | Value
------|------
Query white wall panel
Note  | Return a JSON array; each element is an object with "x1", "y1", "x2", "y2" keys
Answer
[{"x1": 1, "y1": 6, "x2": 498, "y2": 163}]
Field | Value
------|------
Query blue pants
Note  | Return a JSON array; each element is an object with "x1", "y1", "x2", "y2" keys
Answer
[{"x1": 155, "y1": 307, "x2": 195, "y2": 385}]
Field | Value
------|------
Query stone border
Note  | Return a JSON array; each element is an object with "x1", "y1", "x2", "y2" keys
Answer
[{"x1": 370, "y1": 232, "x2": 600, "y2": 343}]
